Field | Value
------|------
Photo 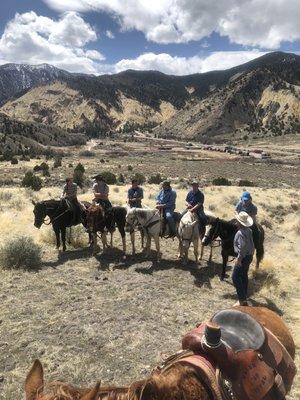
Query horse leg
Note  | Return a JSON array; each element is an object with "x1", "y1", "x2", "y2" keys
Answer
[
  {"x1": 130, "y1": 232, "x2": 136, "y2": 255},
  {"x1": 200, "y1": 243, "x2": 204, "y2": 260},
  {"x1": 193, "y1": 237, "x2": 199, "y2": 264},
  {"x1": 154, "y1": 236, "x2": 161, "y2": 261},
  {"x1": 221, "y1": 249, "x2": 228, "y2": 281},
  {"x1": 92, "y1": 232, "x2": 98, "y2": 255},
  {"x1": 141, "y1": 229, "x2": 145, "y2": 249},
  {"x1": 209, "y1": 245, "x2": 213, "y2": 263},
  {"x1": 101, "y1": 232, "x2": 108, "y2": 250},
  {"x1": 145, "y1": 234, "x2": 151, "y2": 257},
  {"x1": 54, "y1": 226, "x2": 60, "y2": 249},
  {"x1": 61, "y1": 227, "x2": 67, "y2": 251}
]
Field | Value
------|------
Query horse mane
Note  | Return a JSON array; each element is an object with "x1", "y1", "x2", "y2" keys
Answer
[{"x1": 38, "y1": 381, "x2": 87, "y2": 399}]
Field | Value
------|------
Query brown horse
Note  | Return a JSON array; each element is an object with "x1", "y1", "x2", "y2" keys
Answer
[{"x1": 25, "y1": 307, "x2": 296, "y2": 400}]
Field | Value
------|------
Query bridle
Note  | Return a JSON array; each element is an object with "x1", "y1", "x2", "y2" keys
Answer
[
  {"x1": 202, "y1": 219, "x2": 221, "y2": 246},
  {"x1": 37, "y1": 201, "x2": 71, "y2": 226}
]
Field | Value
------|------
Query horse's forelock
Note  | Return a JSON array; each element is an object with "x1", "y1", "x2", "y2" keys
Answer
[{"x1": 40, "y1": 381, "x2": 84, "y2": 399}]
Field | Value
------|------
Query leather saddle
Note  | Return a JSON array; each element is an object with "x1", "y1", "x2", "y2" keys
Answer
[{"x1": 182, "y1": 309, "x2": 296, "y2": 400}]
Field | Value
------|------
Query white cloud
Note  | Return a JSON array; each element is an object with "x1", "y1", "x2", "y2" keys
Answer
[
  {"x1": 114, "y1": 51, "x2": 266, "y2": 75},
  {"x1": 44, "y1": 0, "x2": 300, "y2": 48},
  {"x1": 0, "y1": 11, "x2": 105, "y2": 74},
  {"x1": 105, "y1": 30, "x2": 115, "y2": 39}
]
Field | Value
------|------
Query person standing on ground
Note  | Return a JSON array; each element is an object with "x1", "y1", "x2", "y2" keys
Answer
[
  {"x1": 128, "y1": 179, "x2": 144, "y2": 208},
  {"x1": 232, "y1": 211, "x2": 255, "y2": 306}
]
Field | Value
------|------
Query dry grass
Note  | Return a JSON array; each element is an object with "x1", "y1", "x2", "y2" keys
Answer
[{"x1": 0, "y1": 184, "x2": 299, "y2": 399}]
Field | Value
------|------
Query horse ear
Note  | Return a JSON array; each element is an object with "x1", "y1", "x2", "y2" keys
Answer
[
  {"x1": 80, "y1": 382, "x2": 100, "y2": 400},
  {"x1": 31, "y1": 200, "x2": 36, "y2": 206},
  {"x1": 25, "y1": 360, "x2": 44, "y2": 400}
]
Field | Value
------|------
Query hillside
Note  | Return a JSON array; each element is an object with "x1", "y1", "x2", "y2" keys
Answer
[
  {"x1": 0, "y1": 52, "x2": 299, "y2": 140},
  {"x1": 0, "y1": 113, "x2": 86, "y2": 158}
]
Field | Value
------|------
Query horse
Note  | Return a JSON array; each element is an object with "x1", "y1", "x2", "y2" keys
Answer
[
  {"x1": 125, "y1": 208, "x2": 181, "y2": 261},
  {"x1": 25, "y1": 359, "x2": 143, "y2": 400},
  {"x1": 202, "y1": 217, "x2": 265, "y2": 280},
  {"x1": 86, "y1": 204, "x2": 131, "y2": 257},
  {"x1": 25, "y1": 306, "x2": 296, "y2": 400},
  {"x1": 32, "y1": 199, "x2": 91, "y2": 251},
  {"x1": 178, "y1": 210, "x2": 216, "y2": 264}
]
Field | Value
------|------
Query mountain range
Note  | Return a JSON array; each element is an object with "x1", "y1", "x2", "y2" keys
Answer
[{"x1": 0, "y1": 51, "x2": 299, "y2": 154}]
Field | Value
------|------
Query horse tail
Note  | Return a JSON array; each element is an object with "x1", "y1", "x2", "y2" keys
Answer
[{"x1": 255, "y1": 224, "x2": 265, "y2": 267}]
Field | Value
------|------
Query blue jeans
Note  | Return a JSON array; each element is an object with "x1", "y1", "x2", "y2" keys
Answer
[
  {"x1": 165, "y1": 210, "x2": 176, "y2": 235},
  {"x1": 232, "y1": 255, "x2": 253, "y2": 301}
]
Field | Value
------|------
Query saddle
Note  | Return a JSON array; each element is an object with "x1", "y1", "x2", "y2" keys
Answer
[{"x1": 182, "y1": 309, "x2": 296, "y2": 400}]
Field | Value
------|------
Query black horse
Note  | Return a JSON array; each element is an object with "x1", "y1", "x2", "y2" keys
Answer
[
  {"x1": 32, "y1": 199, "x2": 91, "y2": 251},
  {"x1": 202, "y1": 217, "x2": 265, "y2": 280}
]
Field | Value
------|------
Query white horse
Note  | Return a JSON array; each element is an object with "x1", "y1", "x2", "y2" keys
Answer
[
  {"x1": 178, "y1": 210, "x2": 200, "y2": 264},
  {"x1": 125, "y1": 207, "x2": 180, "y2": 261},
  {"x1": 178, "y1": 210, "x2": 216, "y2": 264}
]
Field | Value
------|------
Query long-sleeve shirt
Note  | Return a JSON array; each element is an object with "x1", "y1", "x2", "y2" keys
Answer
[
  {"x1": 156, "y1": 189, "x2": 176, "y2": 211},
  {"x1": 186, "y1": 189, "x2": 204, "y2": 210},
  {"x1": 234, "y1": 227, "x2": 255, "y2": 259},
  {"x1": 128, "y1": 187, "x2": 144, "y2": 208},
  {"x1": 62, "y1": 183, "x2": 78, "y2": 200},
  {"x1": 235, "y1": 200, "x2": 257, "y2": 217}
]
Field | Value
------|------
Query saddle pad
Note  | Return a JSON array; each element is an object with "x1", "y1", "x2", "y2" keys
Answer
[{"x1": 211, "y1": 309, "x2": 265, "y2": 352}]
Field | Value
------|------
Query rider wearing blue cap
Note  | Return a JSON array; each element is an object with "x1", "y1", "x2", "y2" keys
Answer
[{"x1": 235, "y1": 191, "x2": 257, "y2": 221}]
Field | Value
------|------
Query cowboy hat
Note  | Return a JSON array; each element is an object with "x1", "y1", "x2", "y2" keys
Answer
[{"x1": 236, "y1": 211, "x2": 253, "y2": 227}]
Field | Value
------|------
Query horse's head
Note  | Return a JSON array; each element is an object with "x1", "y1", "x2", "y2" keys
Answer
[
  {"x1": 86, "y1": 204, "x2": 105, "y2": 232},
  {"x1": 202, "y1": 217, "x2": 219, "y2": 246},
  {"x1": 125, "y1": 208, "x2": 139, "y2": 233},
  {"x1": 179, "y1": 212, "x2": 198, "y2": 249},
  {"x1": 139, "y1": 364, "x2": 211, "y2": 400},
  {"x1": 32, "y1": 201, "x2": 47, "y2": 229},
  {"x1": 25, "y1": 360, "x2": 100, "y2": 400}
]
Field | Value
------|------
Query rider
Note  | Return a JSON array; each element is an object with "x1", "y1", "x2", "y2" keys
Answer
[
  {"x1": 156, "y1": 181, "x2": 177, "y2": 237},
  {"x1": 128, "y1": 179, "x2": 144, "y2": 208},
  {"x1": 61, "y1": 177, "x2": 80, "y2": 222},
  {"x1": 185, "y1": 181, "x2": 207, "y2": 226},
  {"x1": 92, "y1": 174, "x2": 112, "y2": 211},
  {"x1": 235, "y1": 191, "x2": 257, "y2": 221}
]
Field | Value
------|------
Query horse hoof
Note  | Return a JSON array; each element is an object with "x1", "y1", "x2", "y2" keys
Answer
[{"x1": 220, "y1": 275, "x2": 225, "y2": 281}]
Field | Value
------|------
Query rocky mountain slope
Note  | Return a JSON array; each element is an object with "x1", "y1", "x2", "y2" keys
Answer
[
  {"x1": 0, "y1": 52, "x2": 299, "y2": 141},
  {"x1": 0, "y1": 63, "x2": 72, "y2": 106}
]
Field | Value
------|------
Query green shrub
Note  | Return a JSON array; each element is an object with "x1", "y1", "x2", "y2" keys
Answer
[
  {"x1": 127, "y1": 165, "x2": 133, "y2": 171},
  {"x1": 20, "y1": 155, "x2": 30, "y2": 161},
  {"x1": 212, "y1": 177, "x2": 232, "y2": 186},
  {"x1": 79, "y1": 150, "x2": 95, "y2": 157},
  {"x1": 118, "y1": 173, "x2": 125, "y2": 183},
  {"x1": 34, "y1": 162, "x2": 49, "y2": 172},
  {"x1": 0, "y1": 236, "x2": 42, "y2": 270},
  {"x1": 74, "y1": 162, "x2": 85, "y2": 173},
  {"x1": 148, "y1": 173, "x2": 163, "y2": 184},
  {"x1": 73, "y1": 169, "x2": 84, "y2": 188},
  {"x1": 11, "y1": 157, "x2": 18, "y2": 165},
  {"x1": 132, "y1": 172, "x2": 146, "y2": 184},
  {"x1": 238, "y1": 179, "x2": 255, "y2": 187},
  {"x1": 53, "y1": 157, "x2": 62, "y2": 168},
  {"x1": 101, "y1": 171, "x2": 117, "y2": 184},
  {"x1": 21, "y1": 171, "x2": 42, "y2": 191}
]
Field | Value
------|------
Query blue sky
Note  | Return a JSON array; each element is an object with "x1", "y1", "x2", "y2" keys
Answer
[{"x1": 0, "y1": 0, "x2": 299, "y2": 75}]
